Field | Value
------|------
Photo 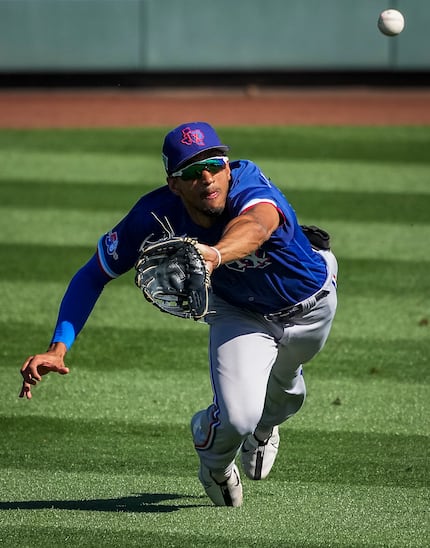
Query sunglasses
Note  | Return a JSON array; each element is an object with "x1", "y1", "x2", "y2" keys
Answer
[{"x1": 171, "y1": 156, "x2": 228, "y2": 180}]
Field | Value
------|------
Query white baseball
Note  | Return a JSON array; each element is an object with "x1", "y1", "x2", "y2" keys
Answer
[{"x1": 378, "y1": 9, "x2": 405, "y2": 36}]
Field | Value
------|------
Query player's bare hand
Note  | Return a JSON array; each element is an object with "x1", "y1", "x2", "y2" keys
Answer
[
  {"x1": 195, "y1": 243, "x2": 221, "y2": 273},
  {"x1": 19, "y1": 342, "x2": 69, "y2": 399}
]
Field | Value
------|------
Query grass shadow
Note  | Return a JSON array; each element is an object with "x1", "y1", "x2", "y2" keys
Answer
[{"x1": 0, "y1": 492, "x2": 205, "y2": 513}]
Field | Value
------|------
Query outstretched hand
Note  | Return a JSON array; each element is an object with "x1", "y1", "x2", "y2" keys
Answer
[
  {"x1": 195, "y1": 243, "x2": 222, "y2": 273},
  {"x1": 19, "y1": 342, "x2": 69, "y2": 399}
]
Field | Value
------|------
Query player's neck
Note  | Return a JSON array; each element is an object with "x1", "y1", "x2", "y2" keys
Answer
[{"x1": 185, "y1": 207, "x2": 224, "y2": 229}]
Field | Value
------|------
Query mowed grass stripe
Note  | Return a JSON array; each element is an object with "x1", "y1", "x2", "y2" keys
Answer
[
  {"x1": 306, "y1": 219, "x2": 430, "y2": 261},
  {"x1": 0, "y1": 278, "x2": 204, "y2": 331},
  {"x1": 2, "y1": 151, "x2": 430, "y2": 195},
  {"x1": 2, "y1": 180, "x2": 430, "y2": 224},
  {"x1": 2, "y1": 207, "x2": 430, "y2": 261},
  {"x1": 0, "y1": 243, "x2": 96, "y2": 281},
  {"x1": 1, "y1": 415, "x2": 427, "y2": 488},
  {"x1": 0, "y1": 207, "x2": 122, "y2": 245},
  {"x1": 0, "y1": 478, "x2": 426, "y2": 548},
  {"x1": 0, "y1": 180, "x2": 153, "y2": 212},
  {"x1": 310, "y1": 336, "x2": 430, "y2": 384},
  {"x1": 290, "y1": 189, "x2": 430, "y2": 224},
  {"x1": 0, "y1": 149, "x2": 163, "y2": 185},
  {"x1": 4, "y1": 357, "x2": 428, "y2": 437},
  {"x1": 1, "y1": 418, "x2": 196, "y2": 476},
  {"x1": 339, "y1": 257, "x2": 430, "y2": 295},
  {"x1": 2, "y1": 317, "x2": 428, "y2": 385},
  {"x1": 0, "y1": 468, "x2": 204, "y2": 507},
  {"x1": 2, "y1": 244, "x2": 430, "y2": 299},
  {"x1": 1, "y1": 126, "x2": 430, "y2": 165},
  {"x1": 0, "y1": 280, "x2": 428, "y2": 340},
  {"x1": 261, "y1": 159, "x2": 430, "y2": 195}
]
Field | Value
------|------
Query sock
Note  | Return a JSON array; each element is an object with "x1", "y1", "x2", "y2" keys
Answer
[{"x1": 254, "y1": 427, "x2": 273, "y2": 444}]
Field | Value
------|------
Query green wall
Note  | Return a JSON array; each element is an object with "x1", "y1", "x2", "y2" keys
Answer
[{"x1": 0, "y1": 0, "x2": 428, "y2": 71}]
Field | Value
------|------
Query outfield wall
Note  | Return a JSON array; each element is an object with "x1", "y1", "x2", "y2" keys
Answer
[{"x1": 0, "y1": 0, "x2": 428, "y2": 73}]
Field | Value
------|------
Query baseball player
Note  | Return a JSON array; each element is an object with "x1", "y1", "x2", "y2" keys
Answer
[{"x1": 19, "y1": 122, "x2": 338, "y2": 507}]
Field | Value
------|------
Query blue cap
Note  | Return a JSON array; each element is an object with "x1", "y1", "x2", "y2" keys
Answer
[{"x1": 162, "y1": 122, "x2": 229, "y2": 174}]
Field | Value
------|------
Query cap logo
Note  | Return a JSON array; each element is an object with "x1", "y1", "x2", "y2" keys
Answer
[{"x1": 180, "y1": 127, "x2": 205, "y2": 147}]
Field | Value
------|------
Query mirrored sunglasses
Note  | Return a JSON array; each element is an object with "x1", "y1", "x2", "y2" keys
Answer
[{"x1": 171, "y1": 156, "x2": 228, "y2": 180}]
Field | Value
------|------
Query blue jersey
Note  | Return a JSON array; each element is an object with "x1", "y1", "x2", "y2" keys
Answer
[{"x1": 97, "y1": 159, "x2": 327, "y2": 314}]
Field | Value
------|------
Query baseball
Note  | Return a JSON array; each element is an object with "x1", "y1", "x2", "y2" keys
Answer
[{"x1": 378, "y1": 9, "x2": 405, "y2": 36}]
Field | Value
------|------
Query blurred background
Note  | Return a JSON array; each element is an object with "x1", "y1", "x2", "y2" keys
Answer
[{"x1": 0, "y1": 0, "x2": 428, "y2": 89}]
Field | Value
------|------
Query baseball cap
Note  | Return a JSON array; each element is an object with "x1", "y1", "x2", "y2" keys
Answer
[{"x1": 162, "y1": 122, "x2": 229, "y2": 175}]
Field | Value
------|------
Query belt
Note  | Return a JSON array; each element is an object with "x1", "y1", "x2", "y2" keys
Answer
[{"x1": 265, "y1": 288, "x2": 330, "y2": 322}]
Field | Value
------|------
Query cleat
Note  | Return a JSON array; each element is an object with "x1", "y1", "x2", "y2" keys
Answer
[
  {"x1": 240, "y1": 426, "x2": 280, "y2": 480},
  {"x1": 198, "y1": 463, "x2": 243, "y2": 507}
]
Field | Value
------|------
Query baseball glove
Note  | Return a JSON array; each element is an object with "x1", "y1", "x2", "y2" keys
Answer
[
  {"x1": 301, "y1": 225, "x2": 331, "y2": 250},
  {"x1": 135, "y1": 236, "x2": 210, "y2": 320}
]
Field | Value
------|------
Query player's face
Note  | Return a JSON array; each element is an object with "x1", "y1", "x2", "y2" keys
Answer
[{"x1": 167, "y1": 157, "x2": 231, "y2": 227}]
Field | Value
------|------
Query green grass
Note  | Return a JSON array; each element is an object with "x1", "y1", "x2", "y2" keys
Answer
[{"x1": 1, "y1": 127, "x2": 429, "y2": 547}]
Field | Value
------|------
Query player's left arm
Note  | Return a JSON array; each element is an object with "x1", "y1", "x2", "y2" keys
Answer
[{"x1": 197, "y1": 202, "x2": 282, "y2": 269}]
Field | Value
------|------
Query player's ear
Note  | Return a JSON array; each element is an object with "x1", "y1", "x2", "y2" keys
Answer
[
  {"x1": 167, "y1": 176, "x2": 180, "y2": 195},
  {"x1": 225, "y1": 161, "x2": 231, "y2": 179}
]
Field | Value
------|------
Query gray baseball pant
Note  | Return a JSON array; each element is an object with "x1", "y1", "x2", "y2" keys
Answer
[{"x1": 191, "y1": 250, "x2": 338, "y2": 478}]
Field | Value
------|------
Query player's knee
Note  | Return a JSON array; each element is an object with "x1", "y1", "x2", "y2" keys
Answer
[{"x1": 224, "y1": 410, "x2": 262, "y2": 438}]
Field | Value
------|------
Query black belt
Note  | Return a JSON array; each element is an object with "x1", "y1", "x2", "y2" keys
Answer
[{"x1": 265, "y1": 289, "x2": 330, "y2": 322}]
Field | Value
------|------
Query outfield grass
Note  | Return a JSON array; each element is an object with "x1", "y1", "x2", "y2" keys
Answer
[{"x1": 0, "y1": 127, "x2": 429, "y2": 547}]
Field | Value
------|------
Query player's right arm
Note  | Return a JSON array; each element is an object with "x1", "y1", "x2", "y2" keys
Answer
[
  {"x1": 197, "y1": 202, "x2": 282, "y2": 270},
  {"x1": 19, "y1": 253, "x2": 112, "y2": 399}
]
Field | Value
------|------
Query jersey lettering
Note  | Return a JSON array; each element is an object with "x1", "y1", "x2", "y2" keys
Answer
[{"x1": 225, "y1": 250, "x2": 271, "y2": 272}]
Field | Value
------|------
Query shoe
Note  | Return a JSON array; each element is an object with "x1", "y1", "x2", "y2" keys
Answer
[
  {"x1": 198, "y1": 463, "x2": 243, "y2": 507},
  {"x1": 240, "y1": 426, "x2": 280, "y2": 480}
]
